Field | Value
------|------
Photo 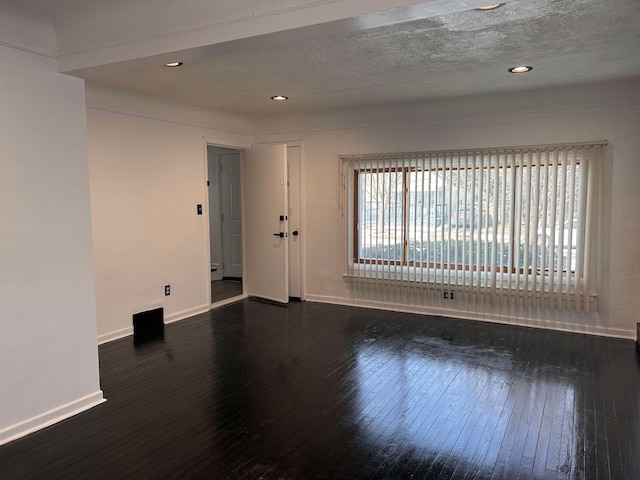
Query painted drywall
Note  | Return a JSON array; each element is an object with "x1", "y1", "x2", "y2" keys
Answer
[
  {"x1": 86, "y1": 93, "x2": 251, "y2": 341},
  {"x1": 85, "y1": 85, "x2": 252, "y2": 135},
  {"x1": 87, "y1": 82, "x2": 639, "y2": 340},
  {"x1": 0, "y1": 44, "x2": 103, "y2": 445},
  {"x1": 255, "y1": 93, "x2": 640, "y2": 338}
]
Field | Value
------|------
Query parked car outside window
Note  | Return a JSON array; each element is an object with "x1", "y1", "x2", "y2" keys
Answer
[
  {"x1": 451, "y1": 206, "x2": 493, "y2": 228},
  {"x1": 537, "y1": 219, "x2": 578, "y2": 270}
]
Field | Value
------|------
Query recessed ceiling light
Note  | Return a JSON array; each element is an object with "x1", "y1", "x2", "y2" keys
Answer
[
  {"x1": 476, "y1": 3, "x2": 504, "y2": 10},
  {"x1": 508, "y1": 65, "x2": 533, "y2": 73},
  {"x1": 164, "y1": 62, "x2": 183, "y2": 67},
  {"x1": 271, "y1": 95, "x2": 289, "y2": 101}
]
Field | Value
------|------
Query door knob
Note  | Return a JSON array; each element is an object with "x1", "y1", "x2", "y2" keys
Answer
[{"x1": 292, "y1": 230, "x2": 299, "y2": 236}]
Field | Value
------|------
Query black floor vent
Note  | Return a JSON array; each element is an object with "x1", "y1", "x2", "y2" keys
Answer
[{"x1": 133, "y1": 308, "x2": 164, "y2": 344}]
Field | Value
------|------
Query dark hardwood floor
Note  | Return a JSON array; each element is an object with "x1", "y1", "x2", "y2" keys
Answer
[
  {"x1": 1, "y1": 301, "x2": 639, "y2": 479},
  {"x1": 211, "y1": 278, "x2": 243, "y2": 303}
]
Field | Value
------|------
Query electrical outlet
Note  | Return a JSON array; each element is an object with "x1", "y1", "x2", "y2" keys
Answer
[
  {"x1": 443, "y1": 290, "x2": 455, "y2": 300},
  {"x1": 165, "y1": 285, "x2": 170, "y2": 296}
]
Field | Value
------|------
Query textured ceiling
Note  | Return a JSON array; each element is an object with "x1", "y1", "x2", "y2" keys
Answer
[
  {"x1": 4, "y1": 0, "x2": 638, "y2": 119},
  {"x1": 84, "y1": 0, "x2": 640, "y2": 118}
]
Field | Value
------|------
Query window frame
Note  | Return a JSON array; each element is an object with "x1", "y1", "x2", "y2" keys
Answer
[{"x1": 351, "y1": 159, "x2": 581, "y2": 277}]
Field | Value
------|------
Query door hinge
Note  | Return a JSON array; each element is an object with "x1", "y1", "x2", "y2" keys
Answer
[{"x1": 207, "y1": 180, "x2": 210, "y2": 186}]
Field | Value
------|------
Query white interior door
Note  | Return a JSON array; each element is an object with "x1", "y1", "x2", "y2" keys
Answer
[
  {"x1": 244, "y1": 144, "x2": 289, "y2": 304},
  {"x1": 287, "y1": 146, "x2": 302, "y2": 299},
  {"x1": 220, "y1": 152, "x2": 242, "y2": 278}
]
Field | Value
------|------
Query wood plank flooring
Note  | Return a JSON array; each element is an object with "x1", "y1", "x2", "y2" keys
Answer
[
  {"x1": 1, "y1": 301, "x2": 639, "y2": 479},
  {"x1": 211, "y1": 279, "x2": 243, "y2": 303}
]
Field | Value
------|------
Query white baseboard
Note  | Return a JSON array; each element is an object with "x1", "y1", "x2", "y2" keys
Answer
[
  {"x1": 211, "y1": 294, "x2": 247, "y2": 309},
  {"x1": 304, "y1": 294, "x2": 635, "y2": 340},
  {"x1": 0, "y1": 391, "x2": 106, "y2": 447},
  {"x1": 97, "y1": 304, "x2": 211, "y2": 345},
  {"x1": 97, "y1": 327, "x2": 133, "y2": 345},
  {"x1": 164, "y1": 304, "x2": 210, "y2": 325}
]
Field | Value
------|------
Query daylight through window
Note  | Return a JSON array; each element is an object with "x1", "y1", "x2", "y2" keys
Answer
[{"x1": 340, "y1": 142, "x2": 606, "y2": 312}]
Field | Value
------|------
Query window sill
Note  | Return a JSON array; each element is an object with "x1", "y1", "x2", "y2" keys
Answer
[{"x1": 342, "y1": 266, "x2": 597, "y2": 306}]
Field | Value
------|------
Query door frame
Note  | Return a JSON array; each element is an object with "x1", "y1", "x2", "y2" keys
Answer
[
  {"x1": 287, "y1": 142, "x2": 306, "y2": 301},
  {"x1": 202, "y1": 137, "x2": 306, "y2": 306},
  {"x1": 202, "y1": 136, "x2": 251, "y2": 307}
]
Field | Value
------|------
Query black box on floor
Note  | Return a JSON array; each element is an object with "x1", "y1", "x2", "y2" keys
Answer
[{"x1": 133, "y1": 307, "x2": 164, "y2": 343}]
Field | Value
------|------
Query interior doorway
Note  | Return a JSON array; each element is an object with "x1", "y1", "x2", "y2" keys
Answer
[
  {"x1": 205, "y1": 142, "x2": 303, "y2": 306},
  {"x1": 207, "y1": 146, "x2": 243, "y2": 303}
]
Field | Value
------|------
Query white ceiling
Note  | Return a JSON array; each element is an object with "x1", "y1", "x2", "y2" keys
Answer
[{"x1": 4, "y1": 0, "x2": 640, "y2": 119}]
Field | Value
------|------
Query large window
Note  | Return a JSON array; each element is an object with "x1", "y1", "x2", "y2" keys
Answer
[{"x1": 341, "y1": 143, "x2": 606, "y2": 312}]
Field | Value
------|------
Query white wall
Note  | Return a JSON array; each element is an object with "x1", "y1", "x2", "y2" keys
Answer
[
  {"x1": 0, "y1": 44, "x2": 103, "y2": 445},
  {"x1": 87, "y1": 82, "x2": 640, "y2": 341},
  {"x1": 86, "y1": 88, "x2": 252, "y2": 342},
  {"x1": 255, "y1": 89, "x2": 640, "y2": 338}
]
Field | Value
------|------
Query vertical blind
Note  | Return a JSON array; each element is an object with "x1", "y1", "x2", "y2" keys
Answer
[{"x1": 339, "y1": 141, "x2": 607, "y2": 312}]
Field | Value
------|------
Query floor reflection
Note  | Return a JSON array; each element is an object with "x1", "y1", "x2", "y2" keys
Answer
[
  {"x1": 211, "y1": 278, "x2": 243, "y2": 303},
  {"x1": 352, "y1": 333, "x2": 578, "y2": 478},
  {"x1": 2, "y1": 301, "x2": 637, "y2": 479},
  {"x1": 212, "y1": 303, "x2": 586, "y2": 478}
]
